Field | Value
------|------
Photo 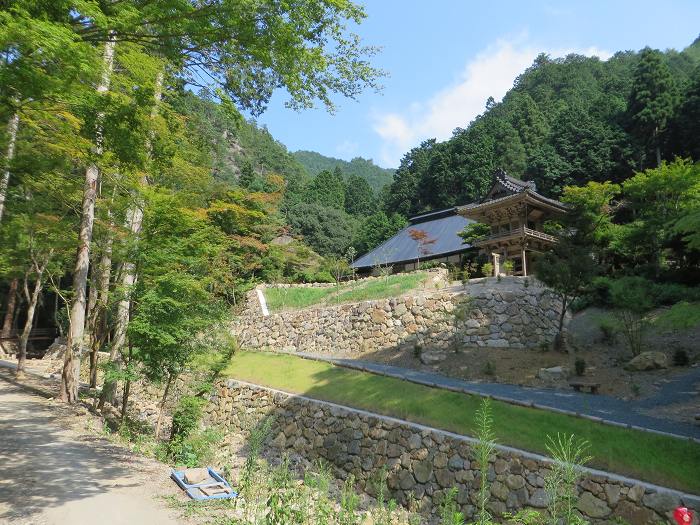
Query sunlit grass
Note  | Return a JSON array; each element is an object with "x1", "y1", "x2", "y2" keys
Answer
[
  {"x1": 653, "y1": 301, "x2": 700, "y2": 330},
  {"x1": 262, "y1": 272, "x2": 433, "y2": 312},
  {"x1": 224, "y1": 351, "x2": 700, "y2": 494}
]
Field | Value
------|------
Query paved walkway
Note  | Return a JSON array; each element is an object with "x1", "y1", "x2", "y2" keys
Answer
[
  {"x1": 298, "y1": 353, "x2": 700, "y2": 439},
  {"x1": 0, "y1": 369, "x2": 180, "y2": 525}
]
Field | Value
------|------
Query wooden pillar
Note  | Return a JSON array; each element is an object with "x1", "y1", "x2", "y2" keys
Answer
[{"x1": 521, "y1": 246, "x2": 528, "y2": 276}]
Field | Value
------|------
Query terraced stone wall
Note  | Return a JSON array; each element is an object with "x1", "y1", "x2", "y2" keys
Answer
[
  {"x1": 204, "y1": 379, "x2": 698, "y2": 524},
  {"x1": 232, "y1": 277, "x2": 564, "y2": 356}
]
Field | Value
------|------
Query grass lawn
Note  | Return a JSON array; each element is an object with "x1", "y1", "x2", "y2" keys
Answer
[
  {"x1": 223, "y1": 351, "x2": 700, "y2": 494},
  {"x1": 263, "y1": 272, "x2": 433, "y2": 312},
  {"x1": 653, "y1": 301, "x2": 700, "y2": 330}
]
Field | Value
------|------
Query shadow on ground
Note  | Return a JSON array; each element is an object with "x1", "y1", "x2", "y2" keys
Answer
[{"x1": 0, "y1": 380, "x2": 138, "y2": 522}]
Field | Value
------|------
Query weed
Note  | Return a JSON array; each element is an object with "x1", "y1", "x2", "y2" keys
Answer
[
  {"x1": 474, "y1": 398, "x2": 496, "y2": 525},
  {"x1": 544, "y1": 433, "x2": 591, "y2": 525},
  {"x1": 482, "y1": 361, "x2": 495, "y2": 376},
  {"x1": 574, "y1": 358, "x2": 586, "y2": 377},
  {"x1": 439, "y1": 487, "x2": 464, "y2": 525}
]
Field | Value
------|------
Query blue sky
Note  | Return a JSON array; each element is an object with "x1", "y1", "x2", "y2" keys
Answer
[{"x1": 252, "y1": 1, "x2": 700, "y2": 169}]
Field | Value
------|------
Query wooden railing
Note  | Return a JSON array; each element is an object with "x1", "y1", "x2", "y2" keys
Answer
[{"x1": 474, "y1": 226, "x2": 557, "y2": 244}]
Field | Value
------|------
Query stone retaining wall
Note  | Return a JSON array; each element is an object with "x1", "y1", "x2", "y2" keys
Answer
[
  {"x1": 204, "y1": 379, "x2": 698, "y2": 524},
  {"x1": 232, "y1": 277, "x2": 564, "y2": 356}
]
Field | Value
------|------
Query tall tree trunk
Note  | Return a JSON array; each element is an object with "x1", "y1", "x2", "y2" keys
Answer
[
  {"x1": 16, "y1": 270, "x2": 45, "y2": 378},
  {"x1": 154, "y1": 372, "x2": 173, "y2": 439},
  {"x1": 99, "y1": 70, "x2": 163, "y2": 409},
  {"x1": 61, "y1": 36, "x2": 116, "y2": 403},
  {"x1": 88, "y1": 207, "x2": 114, "y2": 387},
  {"x1": 1, "y1": 278, "x2": 18, "y2": 337},
  {"x1": 0, "y1": 111, "x2": 19, "y2": 223},
  {"x1": 120, "y1": 342, "x2": 134, "y2": 422}
]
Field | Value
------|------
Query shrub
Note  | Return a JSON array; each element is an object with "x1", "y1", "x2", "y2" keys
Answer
[
  {"x1": 610, "y1": 277, "x2": 654, "y2": 356},
  {"x1": 502, "y1": 259, "x2": 515, "y2": 275},
  {"x1": 481, "y1": 262, "x2": 494, "y2": 277},
  {"x1": 673, "y1": 349, "x2": 690, "y2": 367},
  {"x1": 482, "y1": 361, "x2": 495, "y2": 376},
  {"x1": 574, "y1": 358, "x2": 586, "y2": 376},
  {"x1": 598, "y1": 318, "x2": 617, "y2": 345},
  {"x1": 170, "y1": 396, "x2": 205, "y2": 441}
]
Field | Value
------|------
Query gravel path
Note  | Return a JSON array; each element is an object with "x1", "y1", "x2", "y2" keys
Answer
[
  {"x1": 0, "y1": 370, "x2": 182, "y2": 525},
  {"x1": 298, "y1": 353, "x2": 700, "y2": 439}
]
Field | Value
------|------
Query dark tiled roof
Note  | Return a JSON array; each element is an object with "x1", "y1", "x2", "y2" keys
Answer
[{"x1": 352, "y1": 208, "x2": 473, "y2": 269}]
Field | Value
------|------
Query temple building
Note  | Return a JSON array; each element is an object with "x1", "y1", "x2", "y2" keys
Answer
[
  {"x1": 351, "y1": 169, "x2": 566, "y2": 277},
  {"x1": 457, "y1": 169, "x2": 567, "y2": 276}
]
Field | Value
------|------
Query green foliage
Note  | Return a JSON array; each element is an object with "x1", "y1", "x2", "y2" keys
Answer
[
  {"x1": 170, "y1": 396, "x2": 206, "y2": 442},
  {"x1": 344, "y1": 174, "x2": 376, "y2": 216},
  {"x1": 502, "y1": 260, "x2": 515, "y2": 275},
  {"x1": 459, "y1": 222, "x2": 491, "y2": 245},
  {"x1": 481, "y1": 262, "x2": 494, "y2": 277},
  {"x1": 353, "y1": 211, "x2": 407, "y2": 255},
  {"x1": 654, "y1": 301, "x2": 700, "y2": 330},
  {"x1": 306, "y1": 168, "x2": 347, "y2": 209},
  {"x1": 474, "y1": 398, "x2": 496, "y2": 525},
  {"x1": 294, "y1": 150, "x2": 394, "y2": 193},
  {"x1": 544, "y1": 434, "x2": 592, "y2": 525},
  {"x1": 285, "y1": 202, "x2": 356, "y2": 257},
  {"x1": 574, "y1": 358, "x2": 586, "y2": 377},
  {"x1": 628, "y1": 48, "x2": 679, "y2": 165},
  {"x1": 609, "y1": 277, "x2": 654, "y2": 356},
  {"x1": 439, "y1": 487, "x2": 464, "y2": 525}
]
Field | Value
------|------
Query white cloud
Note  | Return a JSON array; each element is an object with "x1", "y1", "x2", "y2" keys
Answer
[
  {"x1": 372, "y1": 39, "x2": 611, "y2": 167},
  {"x1": 335, "y1": 139, "x2": 359, "y2": 158}
]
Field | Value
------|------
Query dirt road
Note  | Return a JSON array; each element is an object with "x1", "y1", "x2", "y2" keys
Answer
[{"x1": 0, "y1": 375, "x2": 181, "y2": 525}]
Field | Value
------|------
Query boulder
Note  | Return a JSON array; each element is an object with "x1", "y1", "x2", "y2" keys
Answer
[
  {"x1": 537, "y1": 366, "x2": 569, "y2": 381},
  {"x1": 625, "y1": 352, "x2": 669, "y2": 371},
  {"x1": 183, "y1": 468, "x2": 210, "y2": 485},
  {"x1": 420, "y1": 350, "x2": 446, "y2": 365},
  {"x1": 577, "y1": 492, "x2": 611, "y2": 518}
]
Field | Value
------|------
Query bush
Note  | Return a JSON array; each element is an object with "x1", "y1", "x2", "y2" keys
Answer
[
  {"x1": 574, "y1": 358, "x2": 586, "y2": 376},
  {"x1": 673, "y1": 349, "x2": 690, "y2": 367},
  {"x1": 598, "y1": 318, "x2": 617, "y2": 345},
  {"x1": 170, "y1": 396, "x2": 205, "y2": 441},
  {"x1": 481, "y1": 262, "x2": 494, "y2": 277},
  {"x1": 610, "y1": 277, "x2": 654, "y2": 356}
]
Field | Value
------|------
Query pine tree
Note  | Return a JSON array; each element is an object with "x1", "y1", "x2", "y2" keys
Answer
[{"x1": 628, "y1": 48, "x2": 678, "y2": 167}]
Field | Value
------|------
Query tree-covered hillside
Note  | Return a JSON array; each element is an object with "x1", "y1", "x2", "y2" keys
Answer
[
  {"x1": 294, "y1": 150, "x2": 394, "y2": 192},
  {"x1": 384, "y1": 38, "x2": 700, "y2": 217}
]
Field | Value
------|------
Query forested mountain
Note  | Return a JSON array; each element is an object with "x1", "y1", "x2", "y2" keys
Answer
[
  {"x1": 384, "y1": 37, "x2": 700, "y2": 217},
  {"x1": 293, "y1": 150, "x2": 394, "y2": 192}
]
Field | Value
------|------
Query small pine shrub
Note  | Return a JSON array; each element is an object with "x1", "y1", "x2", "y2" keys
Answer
[
  {"x1": 598, "y1": 318, "x2": 617, "y2": 345},
  {"x1": 574, "y1": 358, "x2": 586, "y2": 377},
  {"x1": 170, "y1": 396, "x2": 205, "y2": 441},
  {"x1": 673, "y1": 349, "x2": 690, "y2": 367},
  {"x1": 482, "y1": 361, "x2": 495, "y2": 376},
  {"x1": 481, "y1": 262, "x2": 494, "y2": 277}
]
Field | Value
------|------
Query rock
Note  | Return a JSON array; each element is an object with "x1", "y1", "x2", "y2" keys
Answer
[
  {"x1": 413, "y1": 460, "x2": 433, "y2": 484},
  {"x1": 605, "y1": 484, "x2": 621, "y2": 506},
  {"x1": 613, "y1": 501, "x2": 659, "y2": 525},
  {"x1": 625, "y1": 352, "x2": 669, "y2": 371},
  {"x1": 407, "y1": 433, "x2": 422, "y2": 450},
  {"x1": 398, "y1": 470, "x2": 416, "y2": 490},
  {"x1": 537, "y1": 366, "x2": 569, "y2": 381},
  {"x1": 577, "y1": 492, "x2": 611, "y2": 518},
  {"x1": 490, "y1": 481, "x2": 509, "y2": 501},
  {"x1": 642, "y1": 491, "x2": 680, "y2": 514},
  {"x1": 420, "y1": 351, "x2": 446, "y2": 365},
  {"x1": 627, "y1": 484, "x2": 645, "y2": 503},
  {"x1": 183, "y1": 468, "x2": 210, "y2": 485},
  {"x1": 529, "y1": 488, "x2": 549, "y2": 508},
  {"x1": 505, "y1": 474, "x2": 526, "y2": 490}
]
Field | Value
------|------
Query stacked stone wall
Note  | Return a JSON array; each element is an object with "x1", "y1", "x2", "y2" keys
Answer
[
  {"x1": 232, "y1": 277, "x2": 564, "y2": 355},
  {"x1": 203, "y1": 379, "x2": 698, "y2": 524}
]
